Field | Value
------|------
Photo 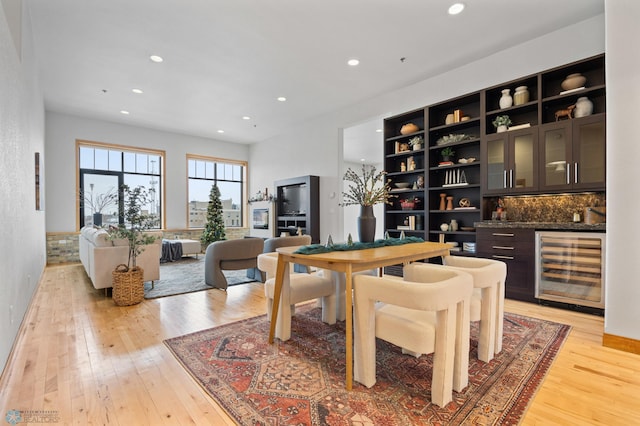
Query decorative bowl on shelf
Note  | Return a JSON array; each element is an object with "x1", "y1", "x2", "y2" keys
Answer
[
  {"x1": 400, "y1": 123, "x2": 419, "y2": 135},
  {"x1": 458, "y1": 157, "x2": 476, "y2": 164},
  {"x1": 394, "y1": 182, "x2": 411, "y2": 189},
  {"x1": 400, "y1": 202, "x2": 416, "y2": 210},
  {"x1": 561, "y1": 73, "x2": 587, "y2": 91}
]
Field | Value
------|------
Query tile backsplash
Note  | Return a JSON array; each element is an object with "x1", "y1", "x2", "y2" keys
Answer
[{"x1": 492, "y1": 193, "x2": 606, "y2": 222}]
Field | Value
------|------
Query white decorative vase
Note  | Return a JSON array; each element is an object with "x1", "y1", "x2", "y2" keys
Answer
[
  {"x1": 514, "y1": 86, "x2": 530, "y2": 105},
  {"x1": 449, "y1": 219, "x2": 458, "y2": 232},
  {"x1": 574, "y1": 97, "x2": 593, "y2": 118},
  {"x1": 499, "y1": 89, "x2": 513, "y2": 109},
  {"x1": 497, "y1": 125, "x2": 508, "y2": 133}
]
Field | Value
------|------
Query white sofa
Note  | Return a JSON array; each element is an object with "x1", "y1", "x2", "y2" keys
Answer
[{"x1": 79, "y1": 226, "x2": 163, "y2": 290}]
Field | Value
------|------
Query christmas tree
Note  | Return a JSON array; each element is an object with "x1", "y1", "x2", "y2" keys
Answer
[{"x1": 201, "y1": 185, "x2": 226, "y2": 246}]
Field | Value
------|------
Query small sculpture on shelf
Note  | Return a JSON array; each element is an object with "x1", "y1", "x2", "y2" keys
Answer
[
  {"x1": 400, "y1": 123, "x2": 419, "y2": 135},
  {"x1": 417, "y1": 175, "x2": 424, "y2": 189},
  {"x1": 400, "y1": 161, "x2": 406, "y2": 172},
  {"x1": 555, "y1": 105, "x2": 575, "y2": 121},
  {"x1": 439, "y1": 193, "x2": 447, "y2": 211}
]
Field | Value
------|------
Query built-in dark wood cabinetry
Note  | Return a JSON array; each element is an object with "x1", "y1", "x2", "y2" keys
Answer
[
  {"x1": 383, "y1": 109, "x2": 428, "y2": 240},
  {"x1": 383, "y1": 53, "x2": 606, "y2": 291},
  {"x1": 274, "y1": 175, "x2": 320, "y2": 243},
  {"x1": 426, "y1": 93, "x2": 482, "y2": 253},
  {"x1": 476, "y1": 227, "x2": 536, "y2": 302}
]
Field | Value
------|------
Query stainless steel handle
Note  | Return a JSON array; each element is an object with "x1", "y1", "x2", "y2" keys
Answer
[
  {"x1": 566, "y1": 164, "x2": 570, "y2": 185},
  {"x1": 492, "y1": 245, "x2": 515, "y2": 250},
  {"x1": 503, "y1": 170, "x2": 507, "y2": 189},
  {"x1": 492, "y1": 255, "x2": 514, "y2": 260},
  {"x1": 509, "y1": 169, "x2": 513, "y2": 188},
  {"x1": 492, "y1": 232, "x2": 515, "y2": 237},
  {"x1": 574, "y1": 162, "x2": 578, "y2": 184}
]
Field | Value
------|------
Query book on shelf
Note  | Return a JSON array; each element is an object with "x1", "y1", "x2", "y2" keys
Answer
[
  {"x1": 509, "y1": 123, "x2": 531, "y2": 131},
  {"x1": 454, "y1": 206, "x2": 476, "y2": 210},
  {"x1": 397, "y1": 225, "x2": 411, "y2": 230},
  {"x1": 397, "y1": 215, "x2": 417, "y2": 231},
  {"x1": 559, "y1": 86, "x2": 585, "y2": 95},
  {"x1": 438, "y1": 161, "x2": 454, "y2": 167},
  {"x1": 443, "y1": 183, "x2": 469, "y2": 187}
]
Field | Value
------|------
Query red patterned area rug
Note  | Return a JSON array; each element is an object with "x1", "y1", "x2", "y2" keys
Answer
[{"x1": 164, "y1": 305, "x2": 570, "y2": 425}]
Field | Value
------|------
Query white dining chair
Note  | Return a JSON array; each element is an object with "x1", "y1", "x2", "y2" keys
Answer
[{"x1": 353, "y1": 265, "x2": 473, "y2": 407}]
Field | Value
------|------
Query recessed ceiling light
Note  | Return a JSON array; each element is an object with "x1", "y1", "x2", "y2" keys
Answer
[
  {"x1": 360, "y1": 158, "x2": 366, "y2": 162},
  {"x1": 277, "y1": 97, "x2": 287, "y2": 102},
  {"x1": 347, "y1": 59, "x2": 360, "y2": 66},
  {"x1": 242, "y1": 116, "x2": 251, "y2": 120},
  {"x1": 149, "y1": 55, "x2": 164, "y2": 63},
  {"x1": 132, "y1": 88, "x2": 143, "y2": 94},
  {"x1": 217, "y1": 129, "x2": 224, "y2": 133},
  {"x1": 120, "y1": 110, "x2": 130, "y2": 115},
  {"x1": 375, "y1": 129, "x2": 382, "y2": 133},
  {"x1": 448, "y1": 3, "x2": 465, "y2": 15}
]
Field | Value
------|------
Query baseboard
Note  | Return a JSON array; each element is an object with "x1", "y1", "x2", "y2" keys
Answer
[{"x1": 603, "y1": 333, "x2": 640, "y2": 355}]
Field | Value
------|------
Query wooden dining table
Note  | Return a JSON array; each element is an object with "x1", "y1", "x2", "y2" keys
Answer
[{"x1": 268, "y1": 241, "x2": 451, "y2": 390}]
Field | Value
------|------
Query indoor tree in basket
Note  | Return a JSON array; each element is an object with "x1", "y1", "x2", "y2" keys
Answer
[
  {"x1": 107, "y1": 185, "x2": 158, "y2": 306},
  {"x1": 201, "y1": 184, "x2": 226, "y2": 247},
  {"x1": 341, "y1": 165, "x2": 394, "y2": 243}
]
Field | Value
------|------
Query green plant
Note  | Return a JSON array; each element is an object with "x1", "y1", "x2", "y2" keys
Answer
[
  {"x1": 492, "y1": 115, "x2": 512, "y2": 128},
  {"x1": 408, "y1": 136, "x2": 423, "y2": 147},
  {"x1": 107, "y1": 185, "x2": 158, "y2": 269},
  {"x1": 201, "y1": 185, "x2": 226, "y2": 246},
  {"x1": 441, "y1": 147, "x2": 455, "y2": 158},
  {"x1": 340, "y1": 164, "x2": 395, "y2": 207}
]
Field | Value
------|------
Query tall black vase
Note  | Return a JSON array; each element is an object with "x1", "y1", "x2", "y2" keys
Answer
[
  {"x1": 357, "y1": 205, "x2": 376, "y2": 243},
  {"x1": 93, "y1": 212, "x2": 103, "y2": 227}
]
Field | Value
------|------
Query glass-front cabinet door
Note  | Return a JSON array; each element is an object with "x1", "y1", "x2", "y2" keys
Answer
[
  {"x1": 483, "y1": 128, "x2": 538, "y2": 195},
  {"x1": 485, "y1": 136, "x2": 506, "y2": 193},
  {"x1": 573, "y1": 114, "x2": 606, "y2": 190},
  {"x1": 511, "y1": 129, "x2": 538, "y2": 194},
  {"x1": 539, "y1": 121, "x2": 572, "y2": 191},
  {"x1": 539, "y1": 115, "x2": 605, "y2": 191}
]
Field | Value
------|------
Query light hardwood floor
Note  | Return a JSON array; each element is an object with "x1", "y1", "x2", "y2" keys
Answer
[{"x1": 1, "y1": 263, "x2": 639, "y2": 425}]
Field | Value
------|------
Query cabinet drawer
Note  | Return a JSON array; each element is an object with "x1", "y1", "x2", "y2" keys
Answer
[{"x1": 477, "y1": 228, "x2": 535, "y2": 253}]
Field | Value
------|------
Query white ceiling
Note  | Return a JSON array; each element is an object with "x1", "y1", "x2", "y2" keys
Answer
[{"x1": 27, "y1": 0, "x2": 604, "y2": 162}]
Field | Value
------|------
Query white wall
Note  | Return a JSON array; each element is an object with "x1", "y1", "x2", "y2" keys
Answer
[
  {"x1": 0, "y1": 1, "x2": 46, "y2": 372},
  {"x1": 45, "y1": 112, "x2": 250, "y2": 231},
  {"x1": 250, "y1": 15, "x2": 605, "y2": 242},
  {"x1": 604, "y1": 0, "x2": 640, "y2": 340}
]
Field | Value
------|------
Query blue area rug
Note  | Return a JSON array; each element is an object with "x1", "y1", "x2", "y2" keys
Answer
[{"x1": 144, "y1": 256, "x2": 256, "y2": 299}]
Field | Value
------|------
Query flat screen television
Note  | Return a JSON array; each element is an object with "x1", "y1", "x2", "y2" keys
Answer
[{"x1": 278, "y1": 184, "x2": 308, "y2": 215}]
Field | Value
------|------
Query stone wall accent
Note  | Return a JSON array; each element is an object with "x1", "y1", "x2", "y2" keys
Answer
[
  {"x1": 46, "y1": 227, "x2": 250, "y2": 265},
  {"x1": 496, "y1": 192, "x2": 606, "y2": 223}
]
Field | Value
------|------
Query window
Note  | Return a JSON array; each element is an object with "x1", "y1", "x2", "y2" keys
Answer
[
  {"x1": 78, "y1": 141, "x2": 164, "y2": 229},
  {"x1": 187, "y1": 155, "x2": 246, "y2": 228}
]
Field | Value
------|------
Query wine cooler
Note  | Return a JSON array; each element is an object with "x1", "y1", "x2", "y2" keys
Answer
[{"x1": 535, "y1": 231, "x2": 605, "y2": 309}]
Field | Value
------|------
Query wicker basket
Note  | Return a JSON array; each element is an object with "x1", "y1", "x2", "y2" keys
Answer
[{"x1": 112, "y1": 264, "x2": 145, "y2": 306}]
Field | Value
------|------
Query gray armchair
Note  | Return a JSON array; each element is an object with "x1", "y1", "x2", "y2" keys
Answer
[
  {"x1": 247, "y1": 235, "x2": 312, "y2": 282},
  {"x1": 204, "y1": 238, "x2": 264, "y2": 290}
]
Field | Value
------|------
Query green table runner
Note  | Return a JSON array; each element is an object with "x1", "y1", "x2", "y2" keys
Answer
[{"x1": 293, "y1": 236, "x2": 424, "y2": 255}]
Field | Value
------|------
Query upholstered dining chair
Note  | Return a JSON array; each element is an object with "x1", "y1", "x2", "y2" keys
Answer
[
  {"x1": 204, "y1": 238, "x2": 264, "y2": 290},
  {"x1": 440, "y1": 256, "x2": 507, "y2": 362},
  {"x1": 257, "y1": 251, "x2": 336, "y2": 341},
  {"x1": 353, "y1": 265, "x2": 473, "y2": 407}
]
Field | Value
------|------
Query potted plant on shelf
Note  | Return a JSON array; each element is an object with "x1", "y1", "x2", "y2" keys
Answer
[
  {"x1": 492, "y1": 115, "x2": 512, "y2": 133},
  {"x1": 341, "y1": 164, "x2": 395, "y2": 243},
  {"x1": 107, "y1": 185, "x2": 158, "y2": 306},
  {"x1": 408, "y1": 136, "x2": 423, "y2": 151},
  {"x1": 440, "y1": 146, "x2": 455, "y2": 163}
]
